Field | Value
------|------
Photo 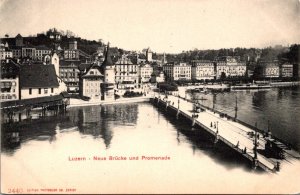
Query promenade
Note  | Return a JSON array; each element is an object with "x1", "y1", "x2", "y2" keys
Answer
[{"x1": 153, "y1": 93, "x2": 300, "y2": 172}]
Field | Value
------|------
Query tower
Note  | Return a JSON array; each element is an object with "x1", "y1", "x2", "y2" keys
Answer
[
  {"x1": 51, "y1": 53, "x2": 60, "y2": 76},
  {"x1": 146, "y1": 47, "x2": 152, "y2": 62},
  {"x1": 101, "y1": 43, "x2": 115, "y2": 100}
]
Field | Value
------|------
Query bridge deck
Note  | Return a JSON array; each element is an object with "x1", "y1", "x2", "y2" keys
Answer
[{"x1": 153, "y1": 94, "x2": 299, "y2": 172}]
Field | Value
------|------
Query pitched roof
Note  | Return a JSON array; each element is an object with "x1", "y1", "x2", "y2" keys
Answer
[
  {"x1": 20, "y1": 64, "x2": 59, "y2": 88},
  {"x1": 83, "y1": 63, "x2": 103, "y2": 76}
]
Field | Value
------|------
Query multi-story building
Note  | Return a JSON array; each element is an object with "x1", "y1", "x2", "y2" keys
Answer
[
  {"x1": 163, "y1": 62, "x2": 192, "y2": 81},
  {"x1": 0, "y1": 44, "x2": 13, "y2": 60},
  {"x1": 115, "y1": 55, "x2": 139, "y2": 91},
  {"x1": 0, "y1": 60, "x2": 20, "y2": 102},
  {"x1": 59, "y1": 60, "x2": 82, "y2": 92},
  {"x1": 35, "y1": 46, "x2": 52, "y2": 61},
  {"x1": 79, "y1": 63, "x2": 104, "y2": 99},
  {"x1": 139, "y1": 63, "x2": 153, "y2": 83},
  {"x1": 64, "y1": 40, "x2": 80, "y2": 60},
  {"x1": 11, "y1": 47, "x2": 22, "y2": 59},
  {"x1": 259, "y1": 61, "x2": 280, "y2": 78},
  {"x1": 215, "y1": 56, "x2": 247, "y2": 79},
  {"x1": 280, "y1": 63, "x2": 293, "y2": 78},
  {"x1": 191, "y1": 60, "x2": 215, "y2": 80}
]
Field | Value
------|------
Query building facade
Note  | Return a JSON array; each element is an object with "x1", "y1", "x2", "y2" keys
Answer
[
  {"x1": 281, "y1": 63, "x2": 293, "y2": 78},
  {"x1": 0, "y1": 45, "x2": 13, "y2": 60},
  {"x1": 0, "y1": 60, "x2": 20, "y2": 102},
  {"x1": 163, "y1": 62, "x2": 191, "y2": 81},
  {"x1": 59, "y1": 60, "x2": 82, "y2": 92},
  {"x1": 115, "y1": 55, "x2": 139, "y2": 91},
  {"x1": 139, "y1": 63, "x2": 153, "y2": 83},
  {"x1": 191, "y1": 60, "x2": 215, "y2": 80},
  {"x1": 260, "y1": 61, "x2": 280, "y2": 78},
  {"x1": 215, "y1": 56, "x2": 247, "y2": 79},
  {"x1": 79, "y1": 64, "x2": 103, "y2": 99}
]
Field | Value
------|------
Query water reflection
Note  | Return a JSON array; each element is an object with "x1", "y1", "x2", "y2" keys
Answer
[{"x1": 1, "y1": 104, "x2": 139, "y2": 153}]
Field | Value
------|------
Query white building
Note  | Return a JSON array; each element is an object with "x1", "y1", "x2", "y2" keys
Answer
[
  {"x1": 216, "y1": 56, "x2": 246, "y2": 79},
  {"x1": 115, "y1": 55, "x2": 139, "y2": 92},
  {"x1": 163, "y1": 62, "x2": 191, "y2": 81},
  {"x1": 79, "y1": 64, "x2": 104, "y2": 100},
  {"x1": 0, "y1": 44, "x2": 13, "y2": 60},
  {"x1": 139, "y1": 63, "x2": 153, "y2": 83},
  {"x1": 19, "y1": 54, "x2": 66, "y2": 100},
  {"x1": 191, "y1": 60, "x2": 215, "y2": 80}
]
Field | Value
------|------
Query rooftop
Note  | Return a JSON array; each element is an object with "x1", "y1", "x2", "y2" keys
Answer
[{"x1": 20, "y1": 64, "x2": 59, "y2": 88}]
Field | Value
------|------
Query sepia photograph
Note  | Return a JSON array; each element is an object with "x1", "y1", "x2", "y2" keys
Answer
[{"x1": 1, "y1": 0, "x2": 300, "y2": 194}]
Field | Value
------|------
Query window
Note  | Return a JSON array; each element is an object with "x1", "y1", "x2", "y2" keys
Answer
[
  {"x1": 44, "y1": 88, "x2": 48, "y2": 94},
  {"x1": 38, "y1": 88, "x2": 41, "y2": 94},
  {"x1": 29, "y1": 88, "x2": 32, "y2": 95},
  {"x1": 51, "y1": 88, "x2": 54, "y2": 93}
]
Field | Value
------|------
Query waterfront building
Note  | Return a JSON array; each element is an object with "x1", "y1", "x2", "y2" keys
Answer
[
  {"x1": 191, "y1": 60, "x2": 215, "y2": 80},
  {"x1": 280, "y1": 63, "x2": 293, "y2": 78},
  {"x1": 0, "y1": 60, "x2": 20, "y2": 102},
  {"x1": 59, "y1": 60, "x2": 82, "y2": 92},
  {"x1": 139, "y1": 63, "x2": 153, "y2": 83},
  {"x1": 259, "y1": 61, "x2": 280, "y2": 78},
  {"x1": 163, "y1": 62, "x2": 191, "y2": 81},
  {"x1": 19, "y1": 53, "x2": 66, "y2": 100},
  {"x1": 79, "y1": 63, "x2": 104, "y2": 99},
  {"x1": 115, "y1": 55, "x2": 139, "y2": 92},
  {"x1": 100, "y1": 44, "x2": 115, "y2": 100},
  {"x1": 215, "y1": 56, "x2": 247, "y2": 79}
]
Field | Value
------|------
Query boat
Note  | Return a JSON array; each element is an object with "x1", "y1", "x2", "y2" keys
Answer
[{"x1": 230, "y1": 83, "x2": 271, "y2": 90}]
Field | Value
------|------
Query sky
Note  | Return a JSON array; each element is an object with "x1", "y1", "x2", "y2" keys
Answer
[{"x1": 0, "y1": 0, "x2": 299, "y2": 53}]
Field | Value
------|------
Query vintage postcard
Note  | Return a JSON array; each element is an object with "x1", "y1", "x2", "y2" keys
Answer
[{"x1": 1, "y1": 0, "x2": 300, "y2": 194}]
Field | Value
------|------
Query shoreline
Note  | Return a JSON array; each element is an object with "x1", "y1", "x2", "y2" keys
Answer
[{"x1": 68, "y1": 96, "x2": 151, "y2": 108}]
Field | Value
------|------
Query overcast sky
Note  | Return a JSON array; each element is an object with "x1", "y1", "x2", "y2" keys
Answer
[{"x1": 0, "y1": 0, "x2": 299, "y2": 53}]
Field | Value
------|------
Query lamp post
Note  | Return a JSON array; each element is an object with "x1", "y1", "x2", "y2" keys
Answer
[{"x1": 254, "y1": 122, "x2": 258, "y2": 159}]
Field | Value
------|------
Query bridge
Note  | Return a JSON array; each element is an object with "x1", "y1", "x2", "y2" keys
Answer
[{"x1": 150, "y1": 93, "x2": 300, "y2": 173}]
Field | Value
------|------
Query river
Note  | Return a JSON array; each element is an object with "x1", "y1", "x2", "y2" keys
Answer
[{"x1": 1, "y1": 87, "x2": 300, "y2": 193}]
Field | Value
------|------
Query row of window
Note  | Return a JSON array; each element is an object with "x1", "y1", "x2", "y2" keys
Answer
[
  {"x1": 29, "y1": 88, "x2": 54, "y2": 95},
  {"x1": 1, "y1": 94, "x2": 17, "y2": 100},
  {"x1": 85, "y1": 89, "x2": 100, "y2": 93},
  {"x1": 86, "y1": 82, "x2": 100, "y2": 86}
]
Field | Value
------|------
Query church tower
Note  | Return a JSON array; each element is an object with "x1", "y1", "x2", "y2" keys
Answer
[{"x1": 101, "y1": 43, "x2": 115, "y2": 100}]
